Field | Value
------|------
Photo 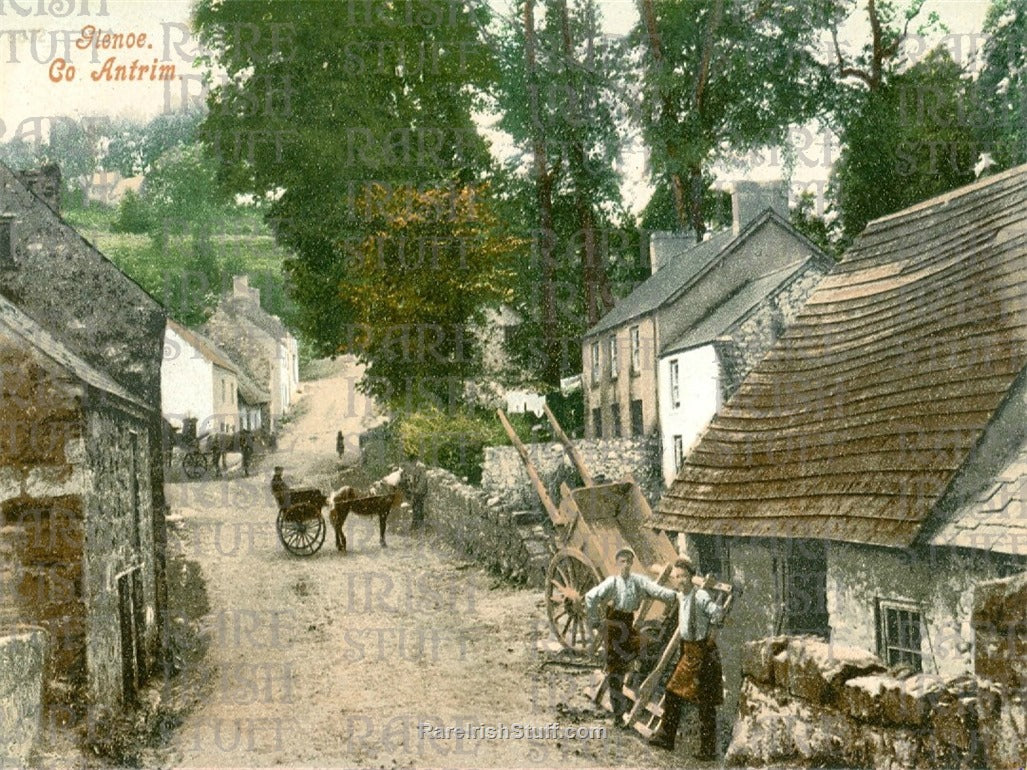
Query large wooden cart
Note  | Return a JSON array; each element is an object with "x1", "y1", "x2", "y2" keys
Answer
[{"x1": 497, "y1": 405, "x2": 734, "y2": 736}]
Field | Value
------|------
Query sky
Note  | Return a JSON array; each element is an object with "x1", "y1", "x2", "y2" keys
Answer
[{"x1": 0, "y1": 0, "x2": 997, "y2": 207}]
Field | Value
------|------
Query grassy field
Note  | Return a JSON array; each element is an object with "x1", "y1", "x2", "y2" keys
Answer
[{"x1": 66, "y1": 205, "x2": 296, "y2": 327}]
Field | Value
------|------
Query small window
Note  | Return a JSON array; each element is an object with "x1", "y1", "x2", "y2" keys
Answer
[
  {"x1": 590, "y1": 341, "x2": 600, "y2": 385},
  {"x1": 609, "y1": 336, "x2": 618, "y2": 380},
  {"x1": 629, "y1": 326, "x2": 641, "y2": 374},
  {"x1": 611, "y1": 403, "x2": 622, "y2": 438},
  {"x1": 669, "y1": 359, "x2": 680, "y2": 409},
  {"x1": 0, "y1": 215, "x2": 15, "y2": 264},
  {"x1": 877, "y1": 600, "x2": 923, "y2": 672},
  {"x1": 673, "y1": 435, "x2": 684, "y2": 472},
  {"x1": 630, "y1": 399, "x2": 644, "y2": 437},
  {"x1": 591, "y1": 407, "x2": 603, "y2": 438}
]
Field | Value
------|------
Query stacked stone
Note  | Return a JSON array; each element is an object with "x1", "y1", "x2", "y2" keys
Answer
[
  {"x1": 424, "y1": 470, "x2": 554, "y2": 588},
  {"x1": 727, "y1": 636, "x2": 989, "y2": 769}
]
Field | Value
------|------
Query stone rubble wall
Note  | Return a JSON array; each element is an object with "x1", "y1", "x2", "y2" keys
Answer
[
  {"x1": 481, "y1": 437, "x2": 660, "y2": 511},
  {"x1": 0, "y1": 627, "x2": 48, "y2": 767},
  {"x1": 726, "y1": 635, "x2": 1024, "y2": 769},
  {"x1": 424, "y1": 468, "x2": 554, "y2": 588}
]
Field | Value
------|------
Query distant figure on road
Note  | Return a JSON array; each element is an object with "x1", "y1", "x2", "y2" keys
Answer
[
  {"x1": 240, "y1": 430, "x2": 254, "y2": 477},
  {"x1": 210, "y1": 438, "x2": 222, "y2": 478},
  {"x1": 402, "y1": 461, "x2": 428, "y2": 530},
  {"x1": 336, "y1": 430, "x2": 345, "y2": 459}
]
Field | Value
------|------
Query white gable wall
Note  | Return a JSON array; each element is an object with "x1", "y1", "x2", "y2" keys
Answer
[
  {"x1": 161, "y1": 325, "x2": 214, "y2": 430},
  {"x1": 658, "y1": 344, "x2": 721, "y2": 485}
]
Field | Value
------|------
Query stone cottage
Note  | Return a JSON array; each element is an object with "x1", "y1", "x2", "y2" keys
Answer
[
  {"x1": 204, "y1": 275, "x2": 298, "y2": 432},
  {"x1": 162, "y1": 319, "x2": 241, "y2": 436},
  {"x1": 652, "y1": 165, "x2": 1027, "y2": 724},
  {"x1": 581, "y1": 181, "x2": 831, "y2": 471},
  {"x1": 0, "y1": 163, "x2": 169, "y2": 724}
]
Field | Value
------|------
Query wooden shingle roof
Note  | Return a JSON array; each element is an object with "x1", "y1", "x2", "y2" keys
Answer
[{"x1": 653, "y1": 165, "x2": 1027, "y2": 548}]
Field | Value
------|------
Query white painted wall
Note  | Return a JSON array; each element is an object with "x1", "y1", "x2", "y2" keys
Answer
[
  {"x1": 658, "y1": 344, "x2": 721, "y2": 484},
  {"x1": 161, "y1": 325, "x2": 214, "y2": 430}
]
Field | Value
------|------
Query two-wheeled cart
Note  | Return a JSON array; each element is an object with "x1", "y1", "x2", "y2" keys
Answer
[{"x1": 497, "y1": 405, "x2": 735, "y2": 736}]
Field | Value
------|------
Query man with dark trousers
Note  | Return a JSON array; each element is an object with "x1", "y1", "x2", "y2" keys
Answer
[
  {"x1": 647, "y1": 556, "x2": 726, "y2": 760},
  {"x1": 584, "y1": 547, "x2": 678, "y2": 728}
]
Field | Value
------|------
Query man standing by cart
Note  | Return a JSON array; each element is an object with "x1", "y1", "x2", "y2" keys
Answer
[
  {"x1": 647, "y1": 556, "x2": 726, "y2": 760},
  {"x1": 584, "y1": 547, "x2": 678, "y2": 728}
]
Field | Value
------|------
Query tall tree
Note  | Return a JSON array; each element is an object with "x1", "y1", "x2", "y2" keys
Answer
[
  {"x1": 495, "y1": 0, "x2": 627, "y2": 385},
  {"x1": 631, "y1": 0, "x2": 833, "y2": 240},
  {"x1": 825, "y1": 1, "x2": 976, "y2": 245},
  {"x1": 977, "y1": 0, "x2": 1027, "y2": 172},
  {"x1": 194, "y1": 0, "x2": 504, "y2": 407}
]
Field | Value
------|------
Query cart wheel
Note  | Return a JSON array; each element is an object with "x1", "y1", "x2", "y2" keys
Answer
[
  {"x1": 546, "y1": 547, "x2": 601, "y2": 653},
  {"x1": 276, "y1": 510, "x2": 326, "y2": 556},
  {"x1": 182, "y1": 451, "x2": 208, "y2": 479}
]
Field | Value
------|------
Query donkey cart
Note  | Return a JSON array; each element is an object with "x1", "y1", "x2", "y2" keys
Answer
[
  {"x1": 274, "y1": 487, "x2": 329, "y2": 556},
  {"x1": 497, "y1": 405, "x2": 736, "y2": 736},
  {"x1": 271, "y1": 474, "x2": 401, "y2": 557}
]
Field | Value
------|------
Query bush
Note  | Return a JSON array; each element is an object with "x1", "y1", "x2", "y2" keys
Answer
[{"x1": 113, "y1": 189, "x2": 153, "y2": 233}]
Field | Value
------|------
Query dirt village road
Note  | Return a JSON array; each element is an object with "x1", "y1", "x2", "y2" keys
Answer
[{"x1": 151, "y1": 358, "x2": 707, "y2": 770}]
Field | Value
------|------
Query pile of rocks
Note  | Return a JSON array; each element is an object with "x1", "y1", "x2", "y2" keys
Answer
[{"x1": 726, "y1": 636, "x2": 994, "y2": 769}]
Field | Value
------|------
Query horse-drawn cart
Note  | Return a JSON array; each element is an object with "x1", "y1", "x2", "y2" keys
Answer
[
  {"x1": 497, "y1": 405, "x2": 735, "y2": 736},
  {"x1": 271, "y1": 469, "x2": 401, "y2": 556}
]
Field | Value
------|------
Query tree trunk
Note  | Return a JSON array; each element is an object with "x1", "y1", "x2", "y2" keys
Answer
[
  {"x1": 557, "y1": 0, "x2": 614, "y2": 323},
  {"x1": 524, "y1": 0, "x2": 561, "y2": 387},
  {"x1": 640, "y1": 0, "x2": 690, "y2": 231}
]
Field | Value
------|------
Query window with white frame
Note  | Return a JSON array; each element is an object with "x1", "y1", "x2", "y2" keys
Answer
[
  {"x1": 876, "y1": 599, "x2": 924, "y2": 672},
  {"x1": 609, "y1": 335, "x2": 618, "y2": 379},
  {"x1": 629, "y1": 326, "x2": 641, "y2": 374},
  {"x1": 673, "y1": 435, "x2": 684, "y2": 472},
  {"x1": 669, "y1": 359, "x2": 680, "y2": 409},
  {"x1": 590, "y1": 341, "x2": 600, "y2": 385}
]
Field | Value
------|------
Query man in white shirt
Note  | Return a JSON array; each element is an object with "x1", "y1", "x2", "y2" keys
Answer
[
  {"x1": 648, "y1": 556, "x2": 725, "y2": 759},
  {"x1": 584, "y1": 547, "x2": 678, "y2": 727}
]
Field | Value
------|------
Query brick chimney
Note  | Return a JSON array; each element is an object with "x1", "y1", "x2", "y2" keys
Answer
[
  {"x1": 732, "y1": 180, "x2": 789, "y2": 236},
  {"x1": 16, "y1": 164, "x2": 61, "y2": 214}
]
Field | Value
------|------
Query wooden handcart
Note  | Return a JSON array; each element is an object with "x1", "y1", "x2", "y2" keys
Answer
[{"x1": 497, "y1": 405, "x2": 735, "y2": 736}]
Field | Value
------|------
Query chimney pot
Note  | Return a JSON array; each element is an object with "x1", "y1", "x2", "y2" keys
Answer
[{"x1": 732, "y1": 180, "x2": 789, "y2": 236}]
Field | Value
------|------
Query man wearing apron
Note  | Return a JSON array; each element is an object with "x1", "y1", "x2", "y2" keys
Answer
[
  {"x1": 584, "y1": 547, "x2": 678, "y2": 728},
  {"x1": 648, "y1": 556, "x2": 725, "y2": 759}
]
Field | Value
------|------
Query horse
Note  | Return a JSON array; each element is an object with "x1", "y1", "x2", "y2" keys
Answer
[{"x1": 329, "y1": 469, "x2": 404, "y2": 553}]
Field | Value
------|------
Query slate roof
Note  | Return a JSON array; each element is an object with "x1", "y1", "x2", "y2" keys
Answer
[
  {"x1": 653, "y1": 165, "x2": 1027, "y2": 548},
  {"x1": 167, "y1": 319, "x2": 240, "y2": 375},
  {"x1": 661, "y1": 261, "x2": 807, "y2": 355},
  {"x1": 587, "y1": 227, "x2": 735, "y2": 337},
  {"x1": 236, "y1": 367, "x2": 271, "y2": 405},
  {"x1": 587, "y1": 210, "x2": 827, "y2": 339},
  {"x1": 928, "y1": 440, "x2": 1027, "y2": 556},
  {"x1": 0, "y1": 294, "x2": 146, "y2": 410}
]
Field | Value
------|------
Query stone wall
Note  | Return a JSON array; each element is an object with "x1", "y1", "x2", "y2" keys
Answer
[
  {"x1": 727, "y1": 636, "x2": 994, "y2": 768},
  {"x1": 972, "y1": 572, "x2": 1027, "y2": 770},
  {"x1": 716, "y1": 259, "x2": 829, "y2": 399},
  {"x1": 481, "y1": 436, "x2": 660, "y2": 510},
  {"x1": 424, "y1": 469, "x2": 553, "y2": 588},
  {"x1": 0, "y1": 627, "x2": 48, "y2": 767},
  {"x1": 83, "y1": 406, "x2": 161, "y2": 717}
]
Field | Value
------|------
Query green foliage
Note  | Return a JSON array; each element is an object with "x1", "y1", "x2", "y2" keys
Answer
[
  {"x1": 977, "y1": 0, "x2": 1027, "y2": 171},
  {"x1": 831, "y1": 48, "x2": 978, "y2": 247},
  {"x1": 112, "y1": 189, "x2": 153, "y2": 233},
  {"x1": 630, "y1": 0, "x2": 834, "y2": 235},
  {"x1": 146, "y1": 144, "x2": 232, "y2": 257},
  {"x1": 104, "y1": 110, "x2": 204, "y2": 176},
  {"x1": 395, "y1": 406, "x2": 537, "y2": 484},
  {"x1": 195, "y1": 0, "x2": 502, "y2": 407},
  {"x1": 790, "y1": 190, "x2": 839, "y2": 257},
  {"x1": 70, "y1": 205, "x2": 295, "y2": 327}
]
